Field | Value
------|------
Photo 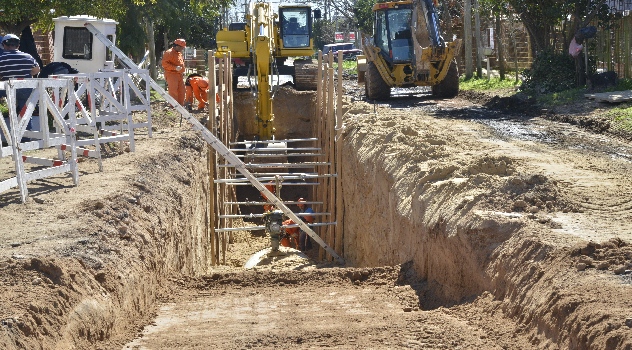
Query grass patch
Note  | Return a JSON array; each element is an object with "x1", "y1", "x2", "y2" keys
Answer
[
  {"x1": 332, "y1": 60, "x2": 358, "y2": 75},
  {"x1": 532, "y1": 78, "x2": 631, "y2": 108},
  {"x1": 535, "y1": 88, "x2": 586, "y2": 106},
  {"x1": 459, "y1": 76, "x2": 520, "y2": 92},
  {"x1": 151, "y1": 89, "x2": 166, "y2": 101},
  {"x1": 605, "y1": 103, "x2": 632, "y2": 133}
]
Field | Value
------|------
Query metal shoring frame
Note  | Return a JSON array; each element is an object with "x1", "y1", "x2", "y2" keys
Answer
[{"x1": 85, "y1": 23, "x2": 344, "y2": 264}]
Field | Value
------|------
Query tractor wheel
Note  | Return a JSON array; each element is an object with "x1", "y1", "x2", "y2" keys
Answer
[
  {"x1": 365, "y1": 61, "x2": 391, "y2": 100},
  {"x1": 431, "y1": 60, "x2": 459, "y2": 98}
]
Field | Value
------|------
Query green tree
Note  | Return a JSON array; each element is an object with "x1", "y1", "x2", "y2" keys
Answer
[
  {"x1": 354, "y1": 0, "x2": 375, "y2": 34},
  {"x1": 120, "y1": 0, "x2": 226, "y2": 55},
  {"x1": 479, "y1": 0, "x2": 611, "y2": 57},
  {"x1": 0, "y1": 0, "x2": 128, "y2": 34},
  {"x1": 313, "y1": 19, "x2": 336, "y2": 51}
]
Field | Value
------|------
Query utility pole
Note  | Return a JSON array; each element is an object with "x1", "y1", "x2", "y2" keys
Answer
[{"x1": 464, "y1": 0, "x2": 473, "y2": 79}]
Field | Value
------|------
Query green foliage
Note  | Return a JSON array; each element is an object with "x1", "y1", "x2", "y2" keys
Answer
[
  {"x1": 185, "y1": 14, "x2": 219, "y2": 49},
  {"x1": 118, "y1": 7, "x2": 147, "y2": 60},
  {"x1": 459, "y1": 76, "x2": 520, "y2": 91},
  {"x1": 535, "y1": 87, "x2": 585, "y2": 106},
  {"x1": 354, "y1": 0, "x2": 376, "y2": 34},
  {"x1": 613, "y1": 78, "x2": 632, "y2": 91},
  {"x1": 332, "y1": 60, "x2": 358, "y2": 75},
  {"x1": 606, "y1": 103, "x2": 632, "y2": 133},
  {"x1": 313, "y1": 19, "x2": 336, "y2": 51},
  {"x1": 521, "y1": 50, "x2": 577, "y2": 94},
  {"x1": 0, "y1": 0, "x2": 128, "y2": 33},
  {"x1": 0, "y1": 0, "x2": 226, "y2": 59},
  {"x1": 0, "y1": 101, "x2": 8, "y2": 119}
]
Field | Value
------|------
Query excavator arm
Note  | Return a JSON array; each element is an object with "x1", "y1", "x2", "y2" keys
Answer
[{"x1": 251, "y1": 2, "x2": 276, "y2": 140}]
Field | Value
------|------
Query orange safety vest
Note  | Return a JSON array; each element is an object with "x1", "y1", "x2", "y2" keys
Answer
[{"x1": 281, "y1": 219, "x2": 299, "y2": 248}]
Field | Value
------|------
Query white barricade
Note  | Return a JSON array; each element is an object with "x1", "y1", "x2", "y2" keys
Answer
[
  {"x1": 53, "y1": 69, "x2": 153, "y2": 171},
  {"x1": 121, "y1": 69, "x2": 152, "y2": 139},
  {"x1": 0, "y1": 78, "x2": 79, "y2": 203}
]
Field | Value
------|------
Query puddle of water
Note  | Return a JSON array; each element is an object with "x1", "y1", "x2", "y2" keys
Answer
[{"x1": 476, "y1": 119, "x2": 560, "y2": 144}]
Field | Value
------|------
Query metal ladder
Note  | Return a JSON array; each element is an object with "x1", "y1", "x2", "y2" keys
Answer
[{"x1": 85, "y1": 23, "x2": 344, "y2": 264}]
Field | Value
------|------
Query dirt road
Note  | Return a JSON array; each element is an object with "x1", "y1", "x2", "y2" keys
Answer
[{"x1": 1, "y1": 83, "x2": 631, "y2": 349}]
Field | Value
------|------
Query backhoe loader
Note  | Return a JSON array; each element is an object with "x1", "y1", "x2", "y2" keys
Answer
[{"x1": 362, "y1": 0, "x2": 461, "y2": 99}]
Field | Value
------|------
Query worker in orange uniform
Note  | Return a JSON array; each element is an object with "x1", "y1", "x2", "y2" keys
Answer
[
  {"x1": 185, "y1": 73, "x2": 209, "y2": 111},
  {"x1": 260, "y1": 181, "x2": 276, "y2": 212},
  {"x1": 161, "y1": 39, "x2": 186, "y2": 105},
  {"x1": 281, "y1": 219, "x2": 299, "y2": 249}
]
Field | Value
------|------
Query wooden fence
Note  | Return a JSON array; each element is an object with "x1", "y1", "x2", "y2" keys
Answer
[
  {"x1": 593, "y1": 13, "x2": 632, "y2": 79},
  {"x1": 457, "y1": 11, "x2": 632, "y2": 80}
]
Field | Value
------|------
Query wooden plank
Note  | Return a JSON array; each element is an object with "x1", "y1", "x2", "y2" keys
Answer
[
  {"x1": 584, "y1": 90, "x2": 632, "y2": 103},
  {"x1": 335, "y1": 51, "x2": 344, "y2": 257},
  {"x1": 327, "y1": 66, "x2": 335, "y2": 261}
]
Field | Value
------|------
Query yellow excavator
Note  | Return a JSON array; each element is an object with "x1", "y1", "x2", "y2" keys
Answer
[{"x1": 216, "y1": 2, "x2": 318, "y2": 140}]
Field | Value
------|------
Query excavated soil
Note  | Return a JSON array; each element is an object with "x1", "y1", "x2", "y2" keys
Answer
[{"x1": 1, "y1": 82, "x2": 631, "y2": 349}]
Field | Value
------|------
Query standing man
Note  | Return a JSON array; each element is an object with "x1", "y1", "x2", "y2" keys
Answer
[
  {"x1": 297, "y1": 198, "x2": 314, "y2": 251},
  {"x1": 161, "y1": 38, "x2": 186, "y2": 106},
  {"x1": 0, "y1": 34, "x2": 40, "y2": 118}
]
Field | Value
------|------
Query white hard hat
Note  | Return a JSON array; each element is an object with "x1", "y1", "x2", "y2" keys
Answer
[{"x1": 2, "y1": 34, "x2": 20, "y2": 45}]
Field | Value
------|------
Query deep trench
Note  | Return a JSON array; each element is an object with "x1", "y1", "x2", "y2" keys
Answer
[
  {"x1": 50, "y1": 88, "x2": 614, "y2": 348},
  {"x1": 213, "y1": 87, "x2": 499, "y2": 307}
]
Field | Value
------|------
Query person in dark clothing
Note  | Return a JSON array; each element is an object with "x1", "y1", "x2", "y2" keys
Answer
[
  {"x1": 0, "y1": 34, "x2": 40, "y2": 79},
  {"x1": 0, "y1": 34, "x2": 40, "y2": 132},
  {"x1": 38, "y1": 62, "x2": 79, "y2": 78}
]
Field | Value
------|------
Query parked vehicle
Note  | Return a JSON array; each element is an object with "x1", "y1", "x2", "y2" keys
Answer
[{"x1": 323, "y1": 43, "x2": 362, "y2": 59}]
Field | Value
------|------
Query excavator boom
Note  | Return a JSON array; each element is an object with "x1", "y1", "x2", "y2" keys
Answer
[{"x1": 251, "y1": 2, "x2": 275, "y2": 140}]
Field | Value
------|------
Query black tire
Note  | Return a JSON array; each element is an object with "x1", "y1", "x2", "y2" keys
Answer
[
  {"x1": 365, "y1": 61, "x2": 391, "y2": 100},
  {"x1": 431, "y1": 60, "x2": 459, "y2": 98}
]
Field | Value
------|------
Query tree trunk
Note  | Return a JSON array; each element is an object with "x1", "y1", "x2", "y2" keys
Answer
[
  {"x1": 442, "y1": 2, "x2": 452, "y2": 41},
  {"x1": 495, "y1": 14, "x2": 505, "y2": 80},
  {"x1": 474, "y1": 0, "x2": 482, "y2": 78},
  {"x1": 464, "y1": 0, "x2": 473, "y2": 79},
  {"x1": 519, "y1": 15, "x2": 549, "y2": 58},
  {"x1": 145, "y1": 18, "x2": 158, "y2": 80}
]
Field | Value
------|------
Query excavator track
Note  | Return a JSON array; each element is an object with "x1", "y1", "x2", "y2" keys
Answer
[{"x1": 293, "y1": 59, "x2": 318, "y2": 91}]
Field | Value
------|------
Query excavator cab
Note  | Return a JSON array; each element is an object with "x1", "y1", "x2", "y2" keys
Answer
[
  {"x1": 278, "y1": 6, "x2": 313, "y2": 53},
  {"x1": 374, "y1": 4, "x2": 414, "y2": 63}
]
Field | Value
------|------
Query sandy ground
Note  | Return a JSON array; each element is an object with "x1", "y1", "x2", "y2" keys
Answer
[{"x1": 1, "y1": 81, "x2": 631, "y2": 349}]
